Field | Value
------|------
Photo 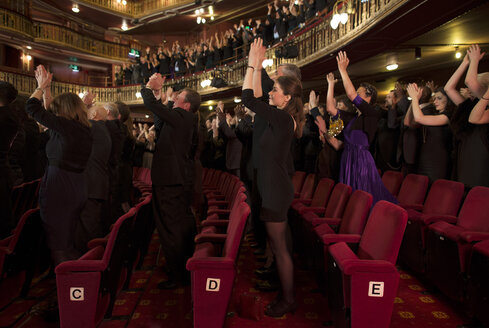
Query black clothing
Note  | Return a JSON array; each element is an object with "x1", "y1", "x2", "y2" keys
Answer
[
  {"x1": 302, "y1": 113, "x2": 322, "y2": 173},
  {"x1": 350, "y1": 96, "x2": 381, "y2": 145},
  {"x1": 242, "y1": 89, "x2": 294, "y2": 221},
  {"x1": 141, "y1": 87, "x2": 197, "y2": 282},
  {"x1": 450, "y1": 98, "x2": 489, "y2": 187},
  {"x1": 0, "y1": 103, "x2": 21, "y2": 237},
  {"x1": 25, "y1": 97, "x2": 91, "y2": 261},
  {"x1": 374, "y1": 109, "x2": 400, "y2": 172},
  {"x1": 21, "y1": 118, "x2": 42, "y2": 181},
  {"x1": 218, "y1": 120, "x2": 242, "y2": 172},
  {"x1": 417, "y1": 109, "x2": 452, "y2": 183},
  {"x1": 85, "y1": 120, "x2": 111, "y2": 200},
  {"x1": 8, "y1": 127, "x2": 25, "y2": 186},
  {"x1": 235, "y1": 115, "x2": 254, "y2": 185}
]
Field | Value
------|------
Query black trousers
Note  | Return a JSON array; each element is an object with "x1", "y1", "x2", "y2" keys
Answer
[
  {"x1": 75, "y1": 198, "x2": 105, "y2": 254},
  {"x1": 152, "y1": 184, "x2": 196, "y2": 282}
]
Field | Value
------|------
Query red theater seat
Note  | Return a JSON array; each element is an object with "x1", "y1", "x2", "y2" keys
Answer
[
  {"x1": 187, "y1": 201, "x2": 251, "y2": 328},
  {"x1": 327, "y1": 201, "x2": 407, "y2": 328},
  {"x1": 399, "y1": 179, "x2": 464, "y2": 273},
  {"x1": 397, "y1": 174, "x2": 428, "y2": 210},
  {"x1": 425, "y1": 186, "x2": 489, "y2": 301},
  {"x1": 467, "y1": 240, "x2": 489, "y2": 327},
  {"x1": 381, "y1": 170, "x2": 403, "y2": 197},
  {"x1": 292, "y1": 171, "x2": 307, "y2": 196}
]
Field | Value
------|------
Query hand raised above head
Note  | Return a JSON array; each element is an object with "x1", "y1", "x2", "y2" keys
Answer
[
  {"x1": 309, "y1": 90, "x2": 319, "y2": 108},
  {"x1": 336, "y1": 51, "x2": 349, "y2": 71},
  {"x1": 82, "y1": 91, "x2": 96, "y2": 107},
  {"x1": 147, "y1": 73, "x2": 164, "y2": 90},
  {"x1": 406, "y1": 83, "x2": 422, "y2": 101},
  {"x1": 235, "y1": 105, "x2": 246, "y2": 119},
  {"x1": 326, "y1": 72, "x2": 336, "y2": 84},
  {"x1": 467, "y1": 44, "x2": 485, "y2": 62},
  {"x1": 35, "y1": 65, "x2": 52, "y2": 90}
]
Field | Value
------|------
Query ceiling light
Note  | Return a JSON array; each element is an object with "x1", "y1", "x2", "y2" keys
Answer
[
  {"x1": 78, "y1": 93, "x2": 84, "y2": 98},
  {"x1": 72, "y1": 3, "x2": 80, "y2": 13},
  {"x1": 234, "y1": 97, "x2": 241, "y2": 103},
  {"x1": 196, "y1": 16, "x2": 201, "y2": 24},
  {"x1": 262, "y1": 58, "x2": 273, "y2": 68},
  {"x1": 26, "y1": 55, "x2": 32, "y2": 61},
  {"x1": 339, "y1": 12, "x2": 348, "y2": 24},
  {"x1": 208, "y1": 6, "x2": 213, "y2": 14},
  {"x1": 330, "y1": 14, "x2": 340, "y2": 29},
  {"x1": 208, "y1": 105, "x2": 213, "y2": 110},
  {"x1": 200, "y1": 8, "x2": 204, "y2": 14},
  {"x1": 121, "y1": 21, "x2": 128, "y2": 31},
  {"x1": 386, "y1": 63, "x2": 398, "y2": 71},
  {"x1": 195, "y1": 9, "x2": 199, "y2": 15},
  {"x1": 136, "y1": 91, "x2": 142, "y2": 99},
  {"x1": 211, "y1": 16, "x2": 214, "y2": 21},
  {"x1": 145, "y1": 114, "x2": 150, "y2": 118},
  {"x1": 201, "y1": 79, "x2": 211, "y2": 88},
  {"x1": 122, "y1": 0, "x2": 127, "y2": 5},
  {"x1": 201, "y1": 18, "x2": 206, "y2": 23},
  {"x1": 116, "y1": 0, "x2": 121, "y2": 3},
  {"x1": 454, "y1": 46, "x2": 462, "y2": 59},
  {"x1": 26, "y1": 45, "x2": 32, "y2": 50}
]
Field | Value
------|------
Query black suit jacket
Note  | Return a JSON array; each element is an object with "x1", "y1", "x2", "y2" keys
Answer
[
  {"x1": 85, "y1": 120, "x2": 111, "y2": 200},
  {"x1": 141, "y1": 88, "x2": 195, "y2": 186},
  {"x1": 219, "y1": 120, "x2": 242, "y2": 171}
]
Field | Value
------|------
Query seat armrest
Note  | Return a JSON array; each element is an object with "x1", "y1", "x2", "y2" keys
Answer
[
  {"x1": 87, "y1": 237, "x2": 108, "y2": 249},
  {"x1": 194, "y1": 233, "x2": 227, "y2": 244},
  {"x1": 459, "y1": 231, "x2": 489, "y2": 243},
  {"x1": 300, "y1": 207, "x2": 326, "y2": 215},
  {"x1": 429, "y1": 221, "x2": 465, "y2": 241},
  {"x1": 201, "y1": 220, "x2": 229, "y2": 228},
  {"x1": 401, "y1": 203, "x2": 423, "y2": 211},
  {"x1": 55, "y1": 246, "x2": 106, "y2": 273},
  {"x1": 207, "y1": 200, "x2": 228, "y2": 207},
  {"x1": 321, "y1": 234, "x2": 361, "y2": 245},
  {"x1": 207, "y1": 209, "x2": 231, "y2": 217},
  {"x1": 311, "y1": 217, "x2": 341, "y2": 227},
  {"x1": 341, "y1": 259, "x2": 398, "y2": 275},
  {"x1": 423, "y1": 214, "x2": 457, "y2": 225}
]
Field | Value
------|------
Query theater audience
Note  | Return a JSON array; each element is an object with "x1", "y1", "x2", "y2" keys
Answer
[
  {"x1": 25, "y1": 65, "x2": 92, "y2": 265},
  {"x1": 406, "y1": 84, "x2": 454, "y2": 182},
  {"x1": 217, "y1": 101, "x2": 243, "y2": 177},
  {"x1": 242, "y1": 38, "x2": 305, "y2": 317},
  {"x1": 141, "y1": 73, "x2": 200, "y2": 289},
  {"x1": 75, "y1": 104, "x2": 111, "y2": 254}
]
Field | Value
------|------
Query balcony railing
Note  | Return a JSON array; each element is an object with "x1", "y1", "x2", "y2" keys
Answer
[
  {"x1": 34, "y1": 23, "x2": 132, "y2": 61},
  {"x1": 1, "y1": 0, "x2": 405, "y2": 104},
  {"x1": 0, "y1": 8, "x2": 33, "y2": 38},
  {"x1": 77, "y1": 0, "x2": 194, "y2": 18}
]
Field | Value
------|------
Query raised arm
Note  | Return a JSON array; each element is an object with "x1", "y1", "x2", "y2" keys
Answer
[
  {"x1": 444, "y1": 54, "x2": 469, "y2": 105},
  {"x1": 336, "y1": 51, "x2": 357, "y2": 101},
  {"x1": 326, "y1": 72, "x2": 339, "y2": 116},
  {"x1": 141, "y1": 73, "x2": 180, "y2": 127},
  {"x1": 468, "y1": 88, "x2": 489, "y2": 124},
  {"x1": 407, "y1": 83, "x2": 449, "y2": 126},
  {"x1": 465, "y1": 44, "x2": 487, "y2": 98}
]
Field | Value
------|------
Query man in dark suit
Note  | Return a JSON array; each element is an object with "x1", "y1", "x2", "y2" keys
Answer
[
  {"x1": 75, "y1": 105, "x2": 112, "y2": 253},
  {"x1": 217, "y1": 102, "x2": 242, "y2": 177},
  {"x1": 141, "y1": 74, "x2": 200, "y2": 289}
]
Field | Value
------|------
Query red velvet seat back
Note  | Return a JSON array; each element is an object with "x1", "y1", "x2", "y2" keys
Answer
[
  {"x1": 310, "y1": 178, "x2": 335, "y2": 207},
  {"x1": 397, "y1": 174, "x2": 428, "y2": 206},
  {"x1": 423, "y1": 179, "x2": 464, "y2": 216},
  {"x1": 338, "y1": 190, "x2": 373, "y2": 235},
  {"x1": 457, "y1": 186, "x2": 489, "y2": 232},
  {"x1": 222, "y1": 202, "x2": 251, "y2": 259},
  {"x1": 357, "y1": 201, "x2": 408, "y2": 264},
  {"x1": 382, "y1": 171, "x2": 403, "y2": 197},
  {"x1": 292, "y1": 171, "x2": 307, "y2": 194},
  {"x1": 299, "y1": 173, "x2": 316, "y2": 200},
  {"x1": 324, "y1": 183, "x2": 352, "y2": 218}
]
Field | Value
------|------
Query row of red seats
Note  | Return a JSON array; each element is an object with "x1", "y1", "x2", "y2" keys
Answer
[
  {"x1": 9, "y1": 178, "x2": 41, "y2": 226},
  {"x1": 290, "y1": 170, "x2": 489, "y2": 327},
  {"x1": 55, "y1": 170, "x2": 154, "y2": 328},
  {"x1": 289, "y1": 172, "x2": 407, "y2": 328},
  {"x1": 186, "y1": 168, "x2": 250, "y2": 328}
]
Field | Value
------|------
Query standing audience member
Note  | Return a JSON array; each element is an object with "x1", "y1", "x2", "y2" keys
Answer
[
  {"x1": 116, "y1": 101, "x2": 135, "y2": 213},
  {"x1": 335, "y1": 51, "x2": 397, "y2": 204},
  {"x1": 105, "y1": 102, "x2": 123, "y2": 223},
  {"x1": 242, "y1": 38, "x2": 305, "y2": 317},
  {"x1": 0, "y1": 82, "x2": 21, "y2": 238},
  {"x1": 141, "y1": 73, "x2": 200, "y2": 289},
  {"x1": 406, "y1": 84, "x2": 454, "y2": 182},
  {"x1": 217, "y1": 101, "x2": 243, "y2": 177},
  {"x1": 25, "y1": 65, "x2": 92, "y2": 265},
  {"x1": 75, "y1": 103, "x2": 111, "y2": 254}
]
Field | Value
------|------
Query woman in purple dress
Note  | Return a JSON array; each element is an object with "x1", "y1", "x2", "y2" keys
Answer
[{"x1": 336, "y1": 51, "x2": 397, "y2": 204}]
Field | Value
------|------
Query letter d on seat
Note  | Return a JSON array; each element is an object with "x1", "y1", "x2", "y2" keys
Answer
[{"x1": 206, "y1": 278, "x2": 221, "y2": 292}]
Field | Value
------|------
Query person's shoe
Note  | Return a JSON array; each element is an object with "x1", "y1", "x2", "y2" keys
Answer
[
  {"x1": 157, "y1": 280, "x2": 178, "y2": 289},
  {"x1": 265, "y1": 299, "x2": 297, "y2": 317},
  {"x1": 254, "y1": 266, "x2": 277, "y2": 280},
  {"x1": 255, "y1": 279, "x2": 280, "y2": 292},
  {"x1": 266, "y1": 292, "x2": 282, "y2": 310}
]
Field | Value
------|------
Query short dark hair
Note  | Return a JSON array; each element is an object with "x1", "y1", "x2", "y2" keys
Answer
[
  {"x1": 183, "y1": 88, "x2": 201, "y2": 113},
  {"x1": 116, "y1": 101, "x2": 131, "y2": 122},
  {"x1": 0, "y1": 81, "x2": 18, "y2": 106},
  {"x1": 419, "y1": 86, "x2": 432, "y2": 104},
  {"x1": 360, "y1": 82, "x2": 377, "y2": 104}
]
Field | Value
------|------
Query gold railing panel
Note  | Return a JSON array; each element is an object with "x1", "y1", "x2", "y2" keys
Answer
[
  {"x1": 0, "y1": 8, "x2": 33, "y2": 38},
  {"x1": 34, "y1": 23, "x2": 131, "y2": 61},
  {"x1": 77, "y1": 0, "x2": 194, "y2": 18},
  {"x1": 1, "y1": 0, "x2": 405, "y2": 104}
]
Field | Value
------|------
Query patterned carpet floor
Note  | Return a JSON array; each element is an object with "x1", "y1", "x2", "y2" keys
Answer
[{"x1": 0, "y1": 232, "x2": 472, "y2": 328}]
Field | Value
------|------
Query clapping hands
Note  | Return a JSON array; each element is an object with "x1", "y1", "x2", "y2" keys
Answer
[{"x1": 34, "y1": 65, "x2": 52, "y2": 90}]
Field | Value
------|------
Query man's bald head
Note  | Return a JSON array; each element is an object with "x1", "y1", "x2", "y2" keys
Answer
[{"x1": 88, "y1": 105, "x2": 108, "y2": 121}]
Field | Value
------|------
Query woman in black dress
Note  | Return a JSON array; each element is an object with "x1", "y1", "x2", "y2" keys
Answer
[
  {"x1": 406, "y1": 83, "x2": 454, "y2": 182},
  {"x1": 25, "y1": 65, "x2": 92, "y2": 265},
  {"x1": 242, "y1": 38, "x2": 305, "y2": 317}
]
